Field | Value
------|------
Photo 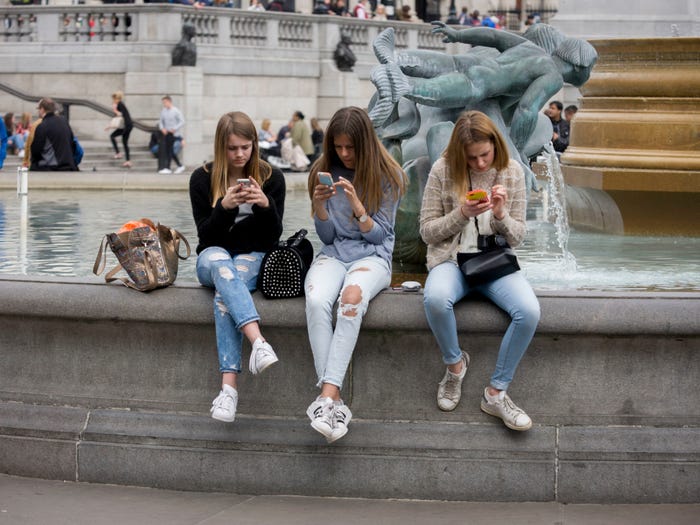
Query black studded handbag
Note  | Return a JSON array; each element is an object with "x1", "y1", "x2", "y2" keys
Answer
[{"x1": 257, "y1": 229, "x2": 314, "y2": 299}]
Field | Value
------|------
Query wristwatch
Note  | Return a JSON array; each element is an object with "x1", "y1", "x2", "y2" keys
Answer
[{"x1": 355, "y1": 212, "x2": 369, "y2": 223}]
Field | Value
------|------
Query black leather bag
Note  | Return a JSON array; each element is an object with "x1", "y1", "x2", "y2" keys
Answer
[
  {"x1": 456, "y1": 209, "x2": 520, "y2": 287},
  {"x1": 457, "y1": 235, "x2": 520, "y2": 287},
  {"x1": 257, "y1": 229, "x2": 314, "y2": 299}
]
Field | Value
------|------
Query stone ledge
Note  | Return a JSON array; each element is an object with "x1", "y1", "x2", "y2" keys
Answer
[{"x1": 1, "y1": 277, "x2": 698, "y2": 336}]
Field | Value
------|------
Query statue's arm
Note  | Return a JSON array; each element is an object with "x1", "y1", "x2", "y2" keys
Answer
[
  {"x1": 431, "y1": 22, "x2": 526, "y2": 51},
  {"x1": 510, "y1": 72, "x2": 563, "y2": 150}
]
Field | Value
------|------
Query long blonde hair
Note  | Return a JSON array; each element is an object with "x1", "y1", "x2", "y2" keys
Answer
[
  {"x1": 209, "y1": 111, "x2": 272, "y2": 207},
  {"x1": 444, "y1": 110, "x2": 510, "y2": 198},
  {"x1": 307, "y1": 106, "x2": 406, "y2": 214}
]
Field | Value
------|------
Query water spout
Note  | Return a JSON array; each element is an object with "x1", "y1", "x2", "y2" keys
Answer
[{"x1": 537, "y1": 144, "x2": 577, "y2": 273}]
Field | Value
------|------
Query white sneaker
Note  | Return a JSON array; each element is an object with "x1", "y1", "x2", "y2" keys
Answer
[
  {"x1": 437, "y1": 351, "x2": 470, "y2": 411},
  {"x1": 480, "y1": 388, "x2": 532, "y2": 431},
  {"x1": 306, "y1": 396, "x2": 334, "y2": 441},
  {"x1": 174, "y1": 165, "x2": 186, "y2": 174},
  {"x1": 17, "y1": 149, "x2": 25, "y2": 158},
  {"x1": 249, "y1": 338, "x2": 278, "y2": 375},
  {"x1": 210, "y1": 384, "x2": 238, "y2": 422},
  {"x1": 329, "y1": 401, "x2": 352, "y2": 443},
  {"x1": 158, "y1": 168, "x2": 172, "y2": 174}
]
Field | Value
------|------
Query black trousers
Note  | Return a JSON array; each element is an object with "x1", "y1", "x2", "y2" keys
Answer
[{"x1": 157, "y1": 133, "x2": 181, "y2": 170}]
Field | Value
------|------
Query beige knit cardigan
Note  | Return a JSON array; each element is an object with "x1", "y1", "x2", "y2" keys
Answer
[{"x1": 419, "y1": 157, "x2": 528, "y2": 271}]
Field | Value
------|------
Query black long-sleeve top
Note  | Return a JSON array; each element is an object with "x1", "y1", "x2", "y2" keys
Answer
[
  {"x1": 189, "y1": 163, "x2": 286, "y2": 255},
  {"x1": 116, "y1": 101, "x2": 133, "y2": 129}
]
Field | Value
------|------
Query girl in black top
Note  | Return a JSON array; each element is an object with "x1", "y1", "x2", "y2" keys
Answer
[
  {"x1": 189, "y1": 111, "x2": 286, "y2": 423},
  {"x1": 109, "y1": 91, "x2": 133, "y2": 168}
]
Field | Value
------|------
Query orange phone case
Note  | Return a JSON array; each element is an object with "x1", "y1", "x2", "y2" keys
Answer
[{"x1": 466, "y1": 189, "x2": 488, "y2": 201}]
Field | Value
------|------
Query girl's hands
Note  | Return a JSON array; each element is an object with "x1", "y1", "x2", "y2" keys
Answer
[
  {"x1": 311, "y1": 175, "x2": 336, "y2": 221},
  {"x1": 221, "y1": 178, "x2": 269, "y2": 210},
  {"x1": 336, "y1": 176, "x2": 366, "y2": 219},
  {"x1": 459, "y1": 185, "x2": 508, "y2": 220},
  {"x1": 460, "y1": 198, "x2": 492, "y2": 219},
  {"x1": 490, "y1": 184, "x2": 507, "y2": 220}
]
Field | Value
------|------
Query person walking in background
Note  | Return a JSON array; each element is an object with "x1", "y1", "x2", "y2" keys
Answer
[
  {"x1": 189, "y1": 111, "x2": 286, "y2": 423},
  {"x1": 158, "y1": 95, "x2": 186, "y2": 174},
  {"x1": 420, "y1": 111, "x2": 539, "y2": 431},
  {"x1": 108, "y1": 91, "x2": 134, "y2": 168},
  {"x1": 30, "y1": 98, "x2": 78, "y2": 171},
  {"x1": 304, "y1": 106, "x2": 407, "y2": 443}
]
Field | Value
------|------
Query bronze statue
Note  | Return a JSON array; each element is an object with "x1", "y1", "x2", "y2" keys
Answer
[
  {"x1": 368, "y1": 23, "x2": 598, "y2": 267},
  {"x1": 334, "y1": 33, "x2": 357, "y2": 72},
  {"x1": 172, "y1": 23, "x2": 197, "y2": 67}
]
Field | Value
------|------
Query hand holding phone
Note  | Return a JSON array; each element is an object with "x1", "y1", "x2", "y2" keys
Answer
[
  {"x1": 237, "y1": 178, "x2": 252, "y2": 188},
  {"x1": 318, "y1": 172, "x2": 333, "y2": 187}
]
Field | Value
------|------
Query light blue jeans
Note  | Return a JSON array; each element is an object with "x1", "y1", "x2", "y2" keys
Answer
[
  {"x1": 196, "y1": 246, "x2": 264, "y2": 374},
  {"x1": 304, "y1": 255, "x2": 391, "y2": 389},
  {"x1": 423, "y1": 261, "x2": 540, "y2": 391}
]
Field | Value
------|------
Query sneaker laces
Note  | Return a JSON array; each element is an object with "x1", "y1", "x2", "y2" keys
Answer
[
  {"x1": 441, "y1": 373, "x2": 461, "y2": 401},
  {"x1": 312, "y1": 399, "x2": 333, "y2": 420},
  {"x1": 501, "y1": 394, "x2": 526, "y2": 420},
  {"x1": 211, "y1": 391, "x2": 235, "y2": 412}
]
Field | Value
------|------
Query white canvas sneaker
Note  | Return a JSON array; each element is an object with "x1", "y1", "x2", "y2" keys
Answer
[
  {"x1": 437, "y1": 351, "x2": 470, "y2": 411},
  {"x1": 174, "y1": 165, "x2": 186, "y2": 174},
  {"x1": 249, "y1": 338, "x2": 278, "y2": 375},
  {"x1": 480, "y1": 388, "x2": 532, "y2": 431},
  {"x1": 329, "y1": 401, "x2": 353, "y2": 443},
  {"x1": 210, "y1": 384, "x2": 238, "y2": 422},
  {"x1": 158, "y1": 168, "x2": 172, "y2": 174},
  {"x1": 307, "y1": 396, "x2": 335, "y2": 441}
]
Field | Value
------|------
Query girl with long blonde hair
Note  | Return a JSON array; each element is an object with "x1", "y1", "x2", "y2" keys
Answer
[
  {"x1": 420, "y1": 110, "x2": 540, "y2": 431},
  {"x1": 189, "y1": 111, "x2": 286, "y2": 423},
  {"x1": 304, "y1": 106, "x2": 407, "y2": 443}
]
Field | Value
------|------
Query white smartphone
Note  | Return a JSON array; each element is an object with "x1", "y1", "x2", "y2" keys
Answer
[
  {"x1": 318, "y1": 172, "x2": 333, "y2": 187},
  {"x1": 237, "y1": 178, "x2": 252, "y2": 187}
]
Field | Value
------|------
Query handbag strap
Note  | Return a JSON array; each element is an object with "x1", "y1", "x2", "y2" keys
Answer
[
  {"x1": 170, "y1": 228, "x2": 191, "y2": 260},
  {"x1": 287, "y1": 228, "x2": 308, "y2": 248},
  {"x1": 92, "y1": 235, "x2": 110, "y2": 276},
  {"x1": 466, "y1": 172, "x2": 481, "y2": 235}
]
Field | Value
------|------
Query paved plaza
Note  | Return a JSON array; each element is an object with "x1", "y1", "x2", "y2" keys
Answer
[{"x1": 1, "y1": 474, "x2": 699, "y2": 525}]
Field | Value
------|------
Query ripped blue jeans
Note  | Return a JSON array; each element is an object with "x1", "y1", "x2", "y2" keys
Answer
[
  {"x1": 196, "y1": 246, "x2": 264, "y2": 374},
  {"x1": 304, "y1": 255, "x2": 391, "y2": 389}
]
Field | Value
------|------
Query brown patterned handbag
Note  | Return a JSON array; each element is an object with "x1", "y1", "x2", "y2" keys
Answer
[{"x1": 93, "y1": 218, "x2": 191, "y2": 292}]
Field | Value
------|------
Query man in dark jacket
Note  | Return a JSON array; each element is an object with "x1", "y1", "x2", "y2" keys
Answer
[
  {"x1": 30, "y1": 98, "x2": 78, "y2": 171},
  {"x1": 546, "y1": 100, "x2": 570, "y2": 154}
]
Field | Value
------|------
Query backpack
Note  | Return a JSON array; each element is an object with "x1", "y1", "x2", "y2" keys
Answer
[
  {"x1": 257, "y1": 229, "x2": 314, "y2": 299},
  {"x1": 72, "y1": 136, "x2": 84, "y2": 166}
]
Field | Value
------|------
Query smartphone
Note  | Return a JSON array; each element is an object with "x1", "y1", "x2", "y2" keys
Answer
[
  {"x1": 318, "y1": 172, "x2": 333, "y2": 187},
  {"x1": 466, "y1": 189, "x2": 488, "y2": 202},
  {"x1": 237, "y1": 178, "x2": 252, "y2": 187}
]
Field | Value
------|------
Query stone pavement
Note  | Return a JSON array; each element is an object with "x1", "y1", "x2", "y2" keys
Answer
[{"x1": 1, "y1": 474, "x2": 698, "y2": 525}]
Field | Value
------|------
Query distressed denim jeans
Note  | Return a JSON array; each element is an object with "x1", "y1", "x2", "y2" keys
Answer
[
  {"x1": 423, "y1": 261, "x2": 540, "y2": 391},
  {"x1": 196, "y1": 246, "x2": 264, "y2": 374},
  {"x1": 304, "y1": 255, "x2": 391, "y2": 389}
]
